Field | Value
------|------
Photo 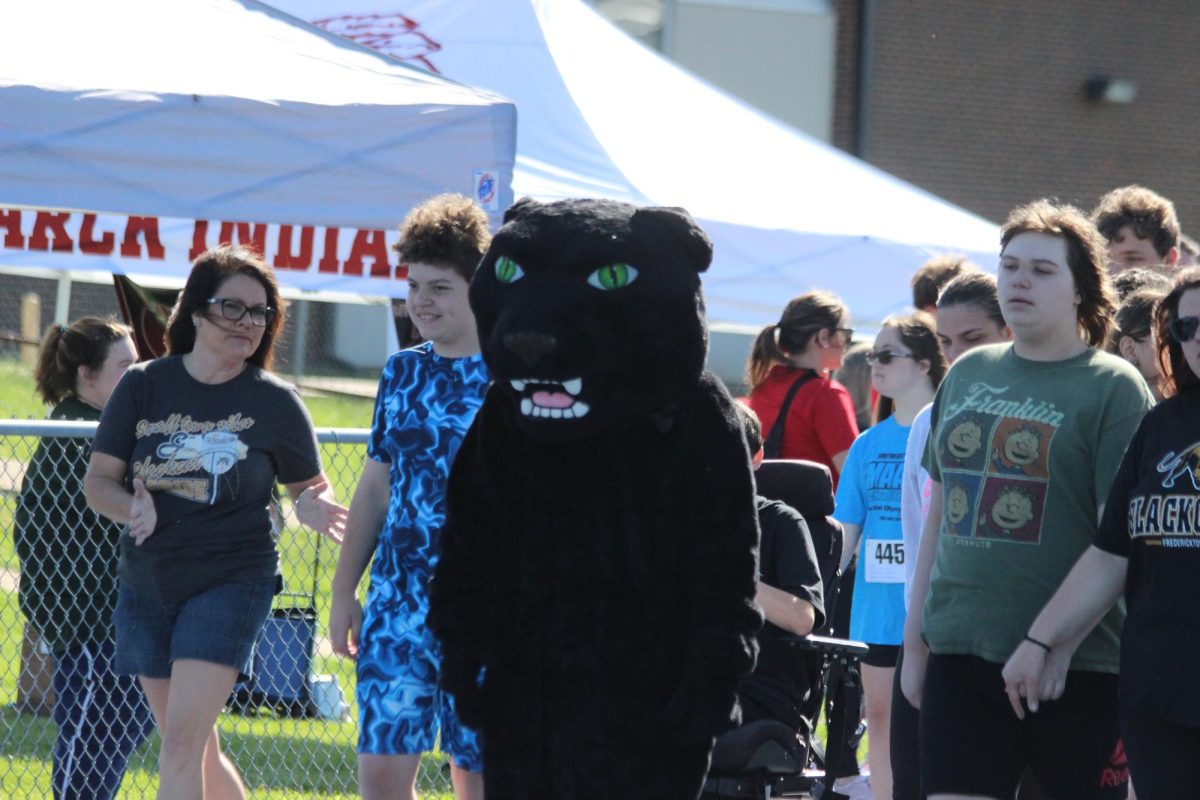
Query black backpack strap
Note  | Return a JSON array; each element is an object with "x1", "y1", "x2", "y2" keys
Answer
[{"x1": 761, "y1": 370, "x2": 818, "y2": 459}]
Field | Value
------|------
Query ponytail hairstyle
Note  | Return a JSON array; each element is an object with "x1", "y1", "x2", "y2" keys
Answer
[
  {"x1": 1000, "y1": 199, "x2": 1115, "y2": 348},
  {"x1": 936, "y1": 270, "x2": 1006, "y2": 330},
  {"x1": 874, "y1": 311, "x2": 947, "y2": 424},
  {"x1": 33, "y1": 316, "x2": 132, "y2": 406},
  {"x1": 1154, "y1": 267, "x2": 1200, "y2": 397},
  {"x1": 746, "y1": 290, "x2": 848, "y2": 391}
]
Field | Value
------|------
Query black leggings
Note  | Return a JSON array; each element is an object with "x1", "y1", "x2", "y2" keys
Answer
[{"x1": 889, "y1": 647, "x2": 921, "y2": 800}]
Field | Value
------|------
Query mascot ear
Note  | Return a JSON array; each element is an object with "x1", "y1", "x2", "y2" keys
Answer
[
  {"x1": 503, "y1": 196, "x2": 544, "y2": 224},
  {"x1": 630, "y1": 206, "x2": 713, "y2": 273}
]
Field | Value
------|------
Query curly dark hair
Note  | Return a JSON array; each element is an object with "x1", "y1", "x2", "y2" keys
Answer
[
  {"x1": 393, "y1": 194, "x2": 492, "y2": 282},
  {"x1": 1090, "y1": 184, "x2": 1180, "y2": 260}
]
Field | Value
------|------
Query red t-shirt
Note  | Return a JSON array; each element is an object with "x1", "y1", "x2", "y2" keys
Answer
[{"x1": 747, "y1": 365, "x2": 859, "y2": 488}]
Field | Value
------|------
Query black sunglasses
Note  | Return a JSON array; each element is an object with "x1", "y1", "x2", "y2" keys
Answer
[
  {"x1": 205, "y1": 297, "x2": 276, "y2": 327},
  {"x1": 865, "y1": 350, "x2": 916, "y2": 365},
  {"x1": 832, "y1": 327, "x2": 855, "y2": 345},
  {"x1": 1169, "y1": 315, "x2": 1200, "y2": 344}
]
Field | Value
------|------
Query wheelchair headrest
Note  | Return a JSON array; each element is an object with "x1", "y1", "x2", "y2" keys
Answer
[{"x1": 754, "y1": 460, "x2": 835, "y2": 518}]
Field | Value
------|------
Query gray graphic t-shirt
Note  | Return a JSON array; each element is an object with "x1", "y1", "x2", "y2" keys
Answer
[{"x1": 94, "y1": 357, "x2": 321, "y2": 605}]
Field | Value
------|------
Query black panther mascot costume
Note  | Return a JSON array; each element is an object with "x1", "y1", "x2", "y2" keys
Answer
[{"x1": 429, "y1": 198, "x2": 762, "y2": 800}]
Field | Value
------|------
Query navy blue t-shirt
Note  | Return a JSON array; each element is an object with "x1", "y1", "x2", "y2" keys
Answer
[{"x1": 1095, "y1": 390, "x2": 1200, "y2": 727}]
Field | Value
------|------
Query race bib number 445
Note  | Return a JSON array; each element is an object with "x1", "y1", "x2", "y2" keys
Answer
[{"x1": 864, "y1": 539, "x2": 905, "y2": 584}]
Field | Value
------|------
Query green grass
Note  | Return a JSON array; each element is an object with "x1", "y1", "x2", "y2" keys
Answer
[{"x1": 0, "y1": 360, "x2": 45, "y2": 421}]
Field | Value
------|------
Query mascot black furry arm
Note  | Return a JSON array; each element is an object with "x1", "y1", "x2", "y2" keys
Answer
[{"x1": 428, "y1": 198, "x2": 763, "y2": 800}]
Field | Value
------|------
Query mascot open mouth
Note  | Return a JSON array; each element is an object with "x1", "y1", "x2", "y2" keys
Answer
[{"x1": 509, "y1": 377, "x2": 590, "y2": 419}]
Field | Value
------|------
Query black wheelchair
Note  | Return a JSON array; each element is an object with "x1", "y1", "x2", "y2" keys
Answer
[{"x1": 702, "y1": 459, "x2": 870, "y2": 800}]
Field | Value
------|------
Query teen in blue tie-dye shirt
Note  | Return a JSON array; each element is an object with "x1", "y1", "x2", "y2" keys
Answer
[{"x1": 329, "y1": 195, "x2": 491, "y2": 800}]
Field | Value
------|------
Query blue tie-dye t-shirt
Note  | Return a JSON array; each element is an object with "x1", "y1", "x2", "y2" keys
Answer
[{"x1": 365, "y1": 342, "x2": 489, "y2": 615}]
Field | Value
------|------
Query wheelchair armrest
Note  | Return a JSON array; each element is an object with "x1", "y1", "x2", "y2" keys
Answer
[{"x1": 779, "y1": 634, "x2": 870, "y2": 659}]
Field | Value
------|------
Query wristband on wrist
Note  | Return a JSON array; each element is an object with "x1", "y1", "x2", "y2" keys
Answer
[{"x1": 1024, "y1": 634, "x2": 1052, "y2": 653}]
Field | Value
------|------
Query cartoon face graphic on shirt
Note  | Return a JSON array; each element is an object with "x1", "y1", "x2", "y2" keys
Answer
[
  {"x1": 947, "y1": 420, "x2": 983, "y2": 459},
  {"x1": 946, "y1": 483, "x2": 971, "y2": 525},
  {"x1": 1002, "y1": 426, "x2": 1042, "y2": 467},
  {"x1": 991, "y1": 486, "x2": 1035, "y2": 531}
]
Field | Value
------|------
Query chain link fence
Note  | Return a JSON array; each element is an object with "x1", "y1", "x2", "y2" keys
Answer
[
  {"x1": 1, "y1": 421, "x2": 456, "y2": 799},
  {"x1": 0, "y1": 273, "x2": 392, "y2": 390}
]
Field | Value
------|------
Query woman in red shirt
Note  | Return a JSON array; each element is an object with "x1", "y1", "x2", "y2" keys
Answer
[{"x1": 746, "y1": 290, "x2": 860, "y2": 486}]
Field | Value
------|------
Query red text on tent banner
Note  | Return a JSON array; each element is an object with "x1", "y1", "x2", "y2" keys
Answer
[{"x1": 0, "y1": 207, "x2": 409, "y2": 296}]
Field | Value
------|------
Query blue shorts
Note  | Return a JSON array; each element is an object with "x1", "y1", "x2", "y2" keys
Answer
[
  {"x1": 356, "y1": 603, "x2": 482, "y2": 772},
  {"x1": 113, "y1": 576, "x2": 275, "y2": 681}
]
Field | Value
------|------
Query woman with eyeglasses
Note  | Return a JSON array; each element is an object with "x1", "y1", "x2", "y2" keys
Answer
[
  {"x1": 834, "y1": 312, "x2": 945, "y2": 800},
  {"x1": 902, "y1": 201, "x2": 1154, "y2": 800},
  {"x1": 1107, "y1": 287, "x2": 1169, "y2": 403},
  {"x1": 83, "y1": 246, "x2": 347, "y2": 800},
  {"x1": 745, "y1": 290, "x2": 859, "y2": 486},
  {"x1": 1002, "y1": 268, "x2": 1200, "y2": 800}
]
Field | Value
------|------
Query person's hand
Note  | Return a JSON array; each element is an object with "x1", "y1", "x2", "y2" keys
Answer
[
  {"x1": 128, "y1": 477, "x2": 157, "y2": 545},
  {"x1": 1002, "y1": 640, "x2": 1048, "y2": 719},
  {"x1": 328, "y1": 591, "x2": 363, "y2": 660},
  {"x1": 901, "y1": 636, "x2": 929, "y2": 708},
  {"x1": 295, "y1": 480, "x2": 348, "y2": 544},
  {"x1": 1039, "y1": 642, "x2": 1071, "y2": 704}
]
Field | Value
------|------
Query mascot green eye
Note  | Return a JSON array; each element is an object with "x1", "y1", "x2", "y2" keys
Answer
[
  {"x1": 587, "y1": 263, "x2": 639, "y2": 291},
  {"x1": 495, "y1": 256, "x2": 525, "y2": 283}
]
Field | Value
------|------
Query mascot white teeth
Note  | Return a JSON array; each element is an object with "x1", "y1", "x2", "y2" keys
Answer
[{"x1": 429, "y1": 197, "x2": 762, "y2": 800}]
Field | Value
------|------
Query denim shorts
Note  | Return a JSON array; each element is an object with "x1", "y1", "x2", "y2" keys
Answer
[{"x1": 113, "y1": 577, "x2": 275, "y2": 681}]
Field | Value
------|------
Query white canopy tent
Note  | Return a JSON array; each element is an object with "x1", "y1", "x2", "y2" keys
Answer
[
  {"x1": 0, "y1": 0, "x2": 516, "y2": 301},
  {"x1": 272, "y1": 0, "x2": 1000, "y2": 328}
]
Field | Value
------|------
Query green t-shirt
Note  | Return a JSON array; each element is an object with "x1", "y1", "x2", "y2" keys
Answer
[{"x1": 922, "y1": 344, "x2": 1153, "y2": 671}]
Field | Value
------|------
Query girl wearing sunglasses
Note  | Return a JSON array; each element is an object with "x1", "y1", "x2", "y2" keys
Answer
[
  {"x1": 1003, "y1": 268, "x2": 1200, "y2": 800},
  {"x1": 834, "y1": 312, "x2": 946, "y2": 800},
  {"x1": 902, "y1": 200, "x2": 1154, "y2": 800}
]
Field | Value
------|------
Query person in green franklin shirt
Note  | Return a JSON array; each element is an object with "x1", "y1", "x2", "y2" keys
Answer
[
  {"x1": 901, "y1": 200, "x2": 1154, "y2": 800},
  {"x1": 15, "y1": 316, "x2": 153, "y2": 800}
]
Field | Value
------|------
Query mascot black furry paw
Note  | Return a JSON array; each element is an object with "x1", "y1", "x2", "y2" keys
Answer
[{"x1": 428, "y1": 198, "x2": 762, "y2": 800}]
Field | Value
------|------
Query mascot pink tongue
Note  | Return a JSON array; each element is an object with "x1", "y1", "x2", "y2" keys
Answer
[
  {"x1": 429, "y1": 197, "x2": 762, "y2": 800},
  {"x1": 532, "y1": 390, "x2": 574, "y2": 408}
]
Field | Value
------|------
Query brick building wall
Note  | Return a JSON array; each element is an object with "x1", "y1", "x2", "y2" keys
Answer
[{"x1": 834, "y1": 0, "x2": 1200, "y2": 234}]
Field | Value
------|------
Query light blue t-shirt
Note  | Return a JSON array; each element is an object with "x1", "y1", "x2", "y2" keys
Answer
[{"x1": 834, "y1": 415, "x2": 909, "y2": 645}]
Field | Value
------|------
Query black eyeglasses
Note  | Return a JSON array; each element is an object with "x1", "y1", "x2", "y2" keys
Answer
[
  {"x1": 832, "y1": 327, "x2": 855, "y2": 345},
  {"x1": 205, "y1": 297, "x2": 276, "y2": 327},
  {"x1": 865, "y1": 350, "x2": 916, "y2": 365},
  {"x1": 1169, "y1": 315, "x2": 1200, "y2": 343}
]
